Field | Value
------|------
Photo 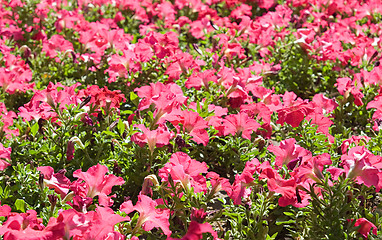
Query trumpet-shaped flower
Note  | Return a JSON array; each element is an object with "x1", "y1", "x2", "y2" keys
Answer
[
  {"x1": 37, "y1": 166, "x2": 71, "y2": 199},
  {"x1": 73, "y1": 164, "x2": 125, "y2": 206},
  {"x1": 131, "y1": 124, "x2": 173, "y2": 154},
  {"x1": 120, "y1": 194, "x2": 171, "y2": 236},
  {"x1": 354, "y1": 218, "x2": 377, "y2": 239},
  {"x1": 0, "y1": 143, "x2": 11, "y2": 171},
  {"x1": 268, "y1": 138, "x2": 310, "y2": 167},
  {"x1": 341, "y1": 146, "x2": 382, "y2": 190},
  {"x1": 158, "y1": 152, "x2": 208, "y2": 193}
]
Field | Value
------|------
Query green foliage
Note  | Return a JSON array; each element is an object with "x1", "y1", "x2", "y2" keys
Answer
[{"x1": 223, "y1": 188, "x2": 277, "y2": 240}]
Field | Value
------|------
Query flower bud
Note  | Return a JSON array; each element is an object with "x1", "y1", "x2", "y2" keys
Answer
[
  {"x1": 191, "y1": 208, "x2": 207, "y2": 223},
  {"x1": 141, "y1": 174, "x2": 159, "y2": 196},
  {"x1": 69, "y1": 136, "x2": 85, "y2": 149},
  {"x1": 67, "y1": 140, "x2": 75, "y2": 161},
  {"x1": 48, "y1": 194, "x2": 58, "y2": 208},
  {"x1": 38, "y1": 173, "x2": 45, "y2": 191},
  {"x1": 46, "y1": 92, "x2": 55, "y2": 108}
]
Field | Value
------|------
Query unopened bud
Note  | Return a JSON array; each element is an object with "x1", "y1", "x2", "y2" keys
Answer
[
  {"x1": 19, "y1": 45, "x2": 32, "y2": 59},
  {"x1": 79, "y1": 95, "x2": 91, "y2": 109},
  {"x1": 38, "y1": 173, "x2": 45, "y2": 191},
  {"x1": 62, "y1": 191, "x2": 74, "y2": 204},
  {"x1": 46, "y1": 92, "x2": 56, "y2": 108},
  {"x1": 123, "y1": 121, "x2": 129, "y2": 130},
  {"x1": 141, "y1": 174, "x2": 159, "y2": 196},
  {"x1": 191, "y1": 208, "x2": 207, "y2": 223},
  {"x1": 69, "y1": 136, "x2": 85, "y2": 149},
  {"x1": 67, "y1": 140, "x2": 75, "y2": 161},
  {"x1": 48, "y1": 194, "x2": 58, "y2": 208}
]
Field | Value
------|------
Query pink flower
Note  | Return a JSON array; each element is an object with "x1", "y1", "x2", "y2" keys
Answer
[
  {"x1": 221, "y1": 112, "x2": 260, "y2": 140},
  {"x1": 0, "y1": 143, "x2": 11, "y2": 171},
  {"x1": 268, "y1": 138, "x2": 311, "y2": 167},
  {"x1": 135, "y1": 82, "x2": 187, "y2": 124},
  {"x1": 340, "y1": 136, "x2": 370, "y2": 154},
  {"x1": 0, "y1": 102, "x2": 19, "y2": 139},
  {"x1": 56, "y1": 209, "x2": 90, "y2": 239},
  {"x1": 164, "y1": 110, "x2": 209, "y2": 146},
  {"x1": 0, "y1": 210, "x2": 65, "y2": 240},
  {"x1": 37, "y1": 166, "x2": 71, "y2": 199},
  {"x1": 292, "y1": 153, "x2": 332, "y2": 183},
  {"x1": 0, "y1": 203, "x2": 11, "y2": 217},
  {"x1": 18, "y1": 82, "x2": 81, "y2": 121},
  {"x1": 276, "y1": 93, "x2": 315, "y2": 128},
  {"x1": 120, "y1": 194, "x2": 171, "y2": 236},
  {"x1": 168, "y1": 221, "x2": 220, "y2": 240},
  {"x1": 73, "y1": 164, "x2": 125, "y2": 206},
  {"x1": 354, "y1": 218, "x2": 377, "y2": 238},
  {"x1": 267, "y1": 176, "x2": 309, "y2": 207},
  {"x1": 131, "y1": 124, "x2": 173, "y2": 154},
  {"x1": 312, "y1": 94, "x2": 338, "y2": 114},
  {"x1": 106, "y1": 49, "x2": 140, "y2": 83},
  {"x1": 335, "y1": 77, "x2": 364, "y2": 106},
  {"x1": 85, "y1": 206, "x2": 129, "y2": 240},
  {"x1": 42, "y1": 34, "x2": 74, "y2": 59},
  {"x1": 366, "y1": 95, "x2": 382, "y2": 131},
  {"x1": 185, "y1": 70, "x2": 218, "y2": 90},
  {"x1": 341, "y1": 146, "x2": 382, "y2": 190},
  {"x1": 305, "y1": 109, "x2": 334, "y2": 142},
  {"x1": 165, "y1": 51, "x2": 201, "y2": 80},
  {"x1": 159, "y1": 152, "x2": 208, "y2": 193},
  {"x1": 229, "y1": 158, "x2": 259, "y2": 205}
]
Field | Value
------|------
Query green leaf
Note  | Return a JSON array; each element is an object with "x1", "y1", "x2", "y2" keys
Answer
[
  {"x1": 130, "y1": 92, "x2": 139, "y2": 107},
  {"x1": 283, "y1": 211, "x2": 295, "y2": 216},
  {"x1": 276, "y1": 219, "x2": 295, "y2": 225},
  {"x1": 15, "y1": 199, "x2": 26, "y2": 213},
  {"x1": 30, "y1": 122, "x2": 39, "y2": 137},
  {"x1": 117, "y1": 118, "x2": 125, "y2": 136}
]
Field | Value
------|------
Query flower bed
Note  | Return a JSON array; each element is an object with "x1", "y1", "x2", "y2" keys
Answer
[{"x1": 0, "y1": 0, "x2": 382, "y2": 239}]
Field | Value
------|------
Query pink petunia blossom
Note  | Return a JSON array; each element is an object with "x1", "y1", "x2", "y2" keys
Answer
[
  {"x1": 353, "y1": 218, "x2": 377, "y2": 239},
  {"x1": 0, "y1": 210, "x2": 65, "y2": 240},
  {"x1": 0, "y1": 143, "x2": 11, "y2": 171},
  {"x1": 268, "y1": 138, "x2": 311, "y2": 167},
  {"x1": 120, "y1": 194, "x2": 171, "y2": 236},
  {"x1": 73, "y1": 164, "x2": 125, "y2": 206},
  {"x1": 37, "y1": 166, "x2": 71, "y2": 199},
  {"x1": 341, "y1": 146, "x2": 382, "y2": 191},
  {"x1": 131, "y1": 124, "x2": 173, "y2": 154},
  {"x1": 168, "y1": 221, "x2": 220, "y2": 240},
  {"x1": 164, "y1": 110, "x2": 209, "y2": 146},
  {"x1": 158, "y1": 152, "x2": 208, "y2": 193}
]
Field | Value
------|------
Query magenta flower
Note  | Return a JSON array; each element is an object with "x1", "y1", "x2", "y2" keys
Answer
[
  {"x1": 167, "y1": 221, "x2": 220, "y2": 240},
  {"x1": 0, "y1": 143, "x2": 11, "y2": 171},
  {"x1": 42, "y1": 34, "x2": 74, "y2": 59},
  {"x1": 0, "y1": 210, "x2": 65, "y2": 240},
  {"x1": 341, "y1": 146, "x2": 382, "y2": 190},
  {"x1": 353, "y1": 218, "x2": 377, "y2": 239},
  {"x1": 57, "y1": 207, "x2": 128, "y2": 240},
  {"x1": 120, "y1": 194, "x2": 171, "y2": 236},
  {"x1": 185, "y1": 69, "x2": 217, "y2": 90},
  {"x1": 158, "y1": 152, "x2": 208, "y2": 193},
  {"x1": 164, "y1": 110, "x2": 209, "y2": 146},
  {"x1": 131, "y1": 124, "x2": 173, "y2": 154},
  {"x1": 335, "y1": 77, "x2": 364, "y2": 106},
  {"x1": 221, "y1": 112, "x2": 260, "y2": 140},
  {"x1": 85, "y1": 206, "x2": 129, "y2": 240},
  {"x1": 225, "y1": 158, "x2": 259, "y2": 205},
  {"x1": 73, "y1": 164, "x2": 125, "y2": 206},
  {"x1": 37, "y1": 166, "x2": 71, "y2": 199},
  {"x1": 268, "y1": 138, "x2": 311, "y2": 167}
]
